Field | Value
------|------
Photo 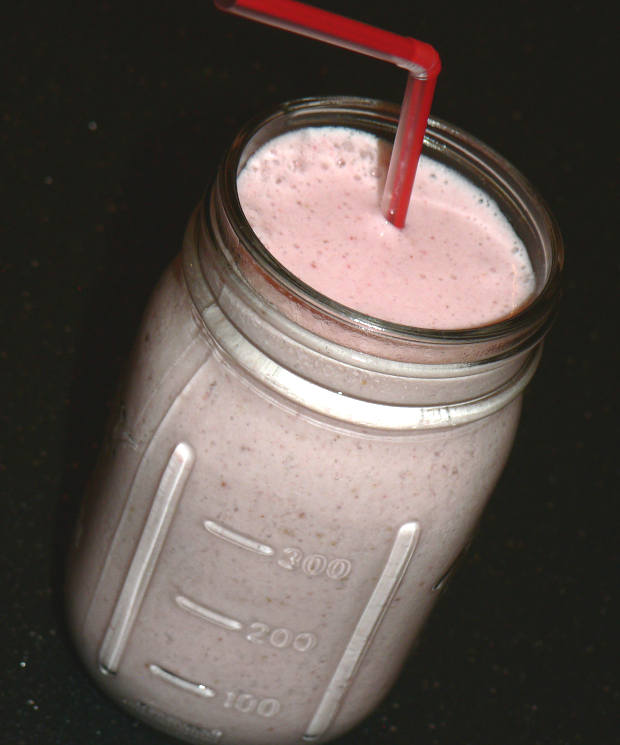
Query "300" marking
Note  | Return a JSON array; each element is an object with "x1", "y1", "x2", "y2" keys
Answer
[{"x1": 277, "y1": 548, "x2": 352, "y2": 580}]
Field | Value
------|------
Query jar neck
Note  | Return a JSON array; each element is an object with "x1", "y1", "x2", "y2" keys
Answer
[
  {"x1": 202, "y1": 96, "x2": 563, "y2": 368},
  {"x1": 183, "y1": 97, "x2": 562, "y2": 415}
]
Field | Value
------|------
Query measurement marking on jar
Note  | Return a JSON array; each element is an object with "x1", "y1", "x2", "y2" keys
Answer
[
  {"x1": 175, "y1": 595, "x2": 243, "y2": 631},
  {"x1": 98, "y1": 442, "x2": 195, "y2": 674},
  {"x1": 147, "y1": 665, "x2": 281, "y2": 719},
  {"x1": 303, "y1": 521, "x2": 421, "y2": 741},
  {"x1": 203, "y1": 520, "x2": 274, "y2": 556},
  {"x1": 278, "y1": 548, "x2": 352, "y2": 580},
  {"x1": 148, "y1": 663, "x2": 215, "y2": 698},
  {"x1": 175, "y1": 595, "x2": 318, "y2": 652},
  {"x1": 223, "y1": 691, "x2": 281, "y2": 718},
  {"x1": 246, "y1": 621, "x2": 317, "y2": 652}
]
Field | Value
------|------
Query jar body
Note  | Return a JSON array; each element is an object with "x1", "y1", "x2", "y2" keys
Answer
[{"x1": 66, "y1": 98, "x2": 562, "y2": 745}]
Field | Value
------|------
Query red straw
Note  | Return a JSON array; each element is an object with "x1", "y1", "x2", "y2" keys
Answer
[{"x1": 215, "y1": 0, "x2": 441, "y2": 228}]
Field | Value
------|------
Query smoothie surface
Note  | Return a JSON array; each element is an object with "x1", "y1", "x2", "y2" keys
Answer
[{"x1": 237, "y1": 127, "x2": 535, "y2": 329}]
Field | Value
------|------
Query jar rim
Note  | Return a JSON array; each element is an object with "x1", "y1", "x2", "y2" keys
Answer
[{"x1": 208, "y1": 96, "x2": 563, "y2": 364}]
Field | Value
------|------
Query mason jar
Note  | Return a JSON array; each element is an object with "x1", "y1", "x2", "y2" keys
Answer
[{"x1": 66, "y1": 96, "x2": 563, "y2": 745}]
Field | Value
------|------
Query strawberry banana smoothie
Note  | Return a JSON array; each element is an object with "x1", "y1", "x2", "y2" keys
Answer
[
  {"x1": 238, "y1": 127, "x2": 535, "y2": 329},
  {"x1": 66, "y1": 100, "x2": 561, "y2": 745}
]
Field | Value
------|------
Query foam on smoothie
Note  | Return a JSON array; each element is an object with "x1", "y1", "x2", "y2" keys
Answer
[{"x1": 238, "y1": 127, "x2": 535, "y2": 329}]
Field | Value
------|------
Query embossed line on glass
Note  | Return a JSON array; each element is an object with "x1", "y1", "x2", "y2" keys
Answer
[
  {"x1": 303, "y1": 521, "x2": 421, "y2": 742},
  {"x1": 175, "y1": 595, "x2": 243, "y2": 631},
  {"x1": 98, "y1": 442, "x2": 195, "y2": 674},
  {"x1": 123, "y1": 700, "x2": 223, "y2": 743},
  {"x1": 202, "y1": 302, "x2": 543, "y2": 430},
  {"x1": 148, "y1": 663, "x2": 216, "y2": 698},
  {"x1": 432, "y1": 541, "x2": 471, "y2": 591},
  {"x1": 203, "y1": 519, "x2": 275, "y2": 556}
]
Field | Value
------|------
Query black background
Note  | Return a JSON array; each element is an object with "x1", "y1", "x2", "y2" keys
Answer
[{"x1": 2, "y1": 1, "x2": 618, "y2": 744}]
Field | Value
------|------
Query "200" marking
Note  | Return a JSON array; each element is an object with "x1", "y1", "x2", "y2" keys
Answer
[{"x1": 246, "y1": 621, "x2": 317, "y2": 652}]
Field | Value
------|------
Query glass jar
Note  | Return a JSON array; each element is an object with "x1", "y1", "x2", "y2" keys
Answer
[{"x1": 66, "y1": 97, "x2": 563, "y2": 745}]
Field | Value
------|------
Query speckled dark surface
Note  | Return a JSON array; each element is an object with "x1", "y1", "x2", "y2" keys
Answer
[{"x1": 2, "y1": 1, "x2": 617, "y2": 744}]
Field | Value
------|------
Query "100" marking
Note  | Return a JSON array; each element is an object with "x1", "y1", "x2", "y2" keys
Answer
[{"x1": 223, "y1": 691, "x2": 280, "y2": 718}]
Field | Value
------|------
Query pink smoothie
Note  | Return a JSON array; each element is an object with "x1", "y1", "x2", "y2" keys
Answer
[
  {"x1": 66, "y1": 115, "x2": 548, "y2": 745},
  {"x1": 238, "y1": 127, "x2": 534, "y2": 328}
]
